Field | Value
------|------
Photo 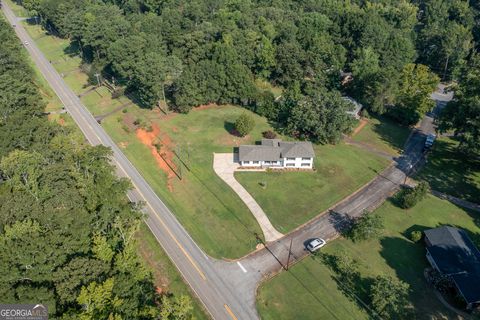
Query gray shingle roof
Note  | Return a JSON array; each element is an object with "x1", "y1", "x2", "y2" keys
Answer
[
  {"x1": 425, "y1": 226, "x2": 480, "y2": 304},
  {"x1": 238, "y1": 145, "x2": 281, "y2": 161},
  {"x1": 279, "y1": 141, "x2": 315, "y2": 158},
  {"x1": 238, "y1": 139, "x2": 315, "y2": 161}
]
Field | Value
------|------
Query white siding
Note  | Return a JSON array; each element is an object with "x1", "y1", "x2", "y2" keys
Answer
[{"x1": 281, "y1": 157, "x2": 313, "y2": 168}]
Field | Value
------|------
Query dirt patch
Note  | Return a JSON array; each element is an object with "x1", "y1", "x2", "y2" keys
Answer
[
  {"x1": 123, "y1": 114, "x2": 136, "y2": 131},
  {"x1": 351, "y1": 118, "x2": 368, "y2": 137},
  {"x1": 136, "y1": 124, "x2": 178, "y2": 192}
]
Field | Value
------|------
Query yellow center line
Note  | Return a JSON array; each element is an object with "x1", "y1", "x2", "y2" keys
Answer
[
  {"x1": 12, "y1": 11, "x2": 207, "y2": 283},
  {"x1": 224, "y1": 305, "x2": 238, "y2": 320},
  {"x1": 114, "y1": 159, "x2": 207, "y2": 281}
]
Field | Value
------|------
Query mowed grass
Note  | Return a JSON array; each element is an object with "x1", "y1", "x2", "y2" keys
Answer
[
  {"x1": 258, "y1": 194, "x2": 480, "y2": 319},
  {"x1": 18, "y1": 20, "x2": 209, "y2": 319},
  {"x1": 135, "y1": 223, "x2": 208, "y2": 320},
  {"x1": 353, "y1": 115, "x2": 411, "y2": 156},
  {"x1": 4, "y1": 0, "x2": 28, "y2": 17},
  {"x1": 257, "y1": 257, "x2": 369, "y2": 320},
  {"x1": 102, "y1": 106, "x2": 267, "y2": 258},
  {"x1": 418, "y1": 137, "x2": 480, "y2": 203},
  {"x1": 235, "y1": 144, "x2": 390, "y2": 233},
  {"x1": 21, "y1": 21, "x2": 265, "y2": 258}
]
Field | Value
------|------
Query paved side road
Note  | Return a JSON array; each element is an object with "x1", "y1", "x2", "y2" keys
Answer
[
  {"x1": 1, "y1": 3, "x2": 258, "y2": 320},
  {"x1": 240, "y1": 85, "x2": 451, "y2": 283}
]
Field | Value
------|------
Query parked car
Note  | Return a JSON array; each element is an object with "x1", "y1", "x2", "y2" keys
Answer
[
  {"x1": 306, "y1": 238, "x2": 326, "y2": 252},
  {"x1": 424, "y1": 134, "x2": 436, "y2": 150},
  {"x1": 23, "y1": 41, "x2": 29, "y2": 46}
]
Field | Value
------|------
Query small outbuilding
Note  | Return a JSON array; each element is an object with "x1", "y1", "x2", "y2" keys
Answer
[{"x1": 424, "y1": 226, "x2": 480, "y2": 310}]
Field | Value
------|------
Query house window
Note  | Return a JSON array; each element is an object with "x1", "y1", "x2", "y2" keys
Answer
[
  {"x1": 302, "y1": 157, "x2": 311, "y2": 161},
  {"x1": 264, "y1": 161, "x2": 271, "y2": 164},
  {"x1": 244, "y1": 161, "x2": 250, "y2": 164},
  {"x1": 286, "y1": 163, "x2": 295, "y2": 167},
  {"x1": 286, "y1": 157, "x2": 295, "y2": 161},
  {"x1": 253, "y1": 161, "x2": 259, "y2": 164},
  {"x1": 301, "y1": 163, "x2": 310, "y2": 167}
]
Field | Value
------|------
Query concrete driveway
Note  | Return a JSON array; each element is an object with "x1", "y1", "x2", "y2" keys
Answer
[{"x1": 213, "y1": 153, "x2": 283, "y2": 242}]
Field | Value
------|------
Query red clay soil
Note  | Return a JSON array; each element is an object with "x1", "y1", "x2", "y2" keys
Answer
[
  {"x1": 351, "y1": 118, "x2": 368, "y2": 137},
  {"x1": 136, "y1": 124, "x2": 177, "y2": 192}
]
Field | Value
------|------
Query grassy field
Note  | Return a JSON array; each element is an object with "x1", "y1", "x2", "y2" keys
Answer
[
  {"x1": 135, "y1": 223, "x2": 208, "y2": 320},
  {"x1": 257, "y1": 256, "x2": 369, "y2": 320},
  {"x1": 21, "y1": 21, "x2": 264, "y2": 258},
  {"x1": 418, "y1": 137, "x2": 480, "y2": 203},
  {"x1": 4, "y1": 0, "x2": 28, "y2": 17},
  {"x1": 352, "y1": 115, "x2": 411, "y2": 156},
  {"x1": 258, "y1": 194, "x2": 480, "y2": 319},
  {"x1": 235, "y1": 144, "x2": 390, "y2": 233},
  {"x1": 15, "y1": 19, "x2": 211, "y2": 319}
]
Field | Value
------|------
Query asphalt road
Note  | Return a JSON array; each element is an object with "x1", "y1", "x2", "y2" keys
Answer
[
  {"x1": 2, "y1": 2, "x2": 454, "y2": 318},
  {"x1": 1, "y1": 3, "x2": 256, "y2": 320}
]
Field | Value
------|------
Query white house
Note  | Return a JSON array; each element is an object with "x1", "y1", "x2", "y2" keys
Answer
[{"x1": 238, "y1": 139, "x2": 315, "y2": 169}]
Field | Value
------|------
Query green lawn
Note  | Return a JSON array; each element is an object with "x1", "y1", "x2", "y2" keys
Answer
[
  {"x1": 418, "y1": 137, "x2": 480, "y2": 203},
  {"x1": 102, "y1": 106, "x2": 267, "y2": 258},
  {"x1": 235, "y1": 144, "x2": 390, "y2": 233},
  {"x1": 135, "y1": 223, "x2": 208, "y2": 320},
  {"x1": 353, "y1": 115, "x2": 411, "y2": 156},
  {"x1": 4, "y1": 0, "x2": 28, "y2": 17},
  {"x1": 21, "y1": 21, "x2": 266, "y2": 258},
  {"x1": 258, "y1": 194, "x2": 479, "y2": 319},
  {"x1": 257, "y1": 257, "x2": 369, "y2": 320},
  {"x1": 14, "y1": 19, "x2": 208, "y2": 320}
]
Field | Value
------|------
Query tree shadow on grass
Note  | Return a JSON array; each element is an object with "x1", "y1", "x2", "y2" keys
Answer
[
  {"x1": 371, "y1": 115, "x2": 410, "y2": 152},
  {"x1": 417, "y1": 138, "x2": 480, "y2": 203},
  {"x1": 379, "y1": 236, "x2": 458, "y2": 319}
]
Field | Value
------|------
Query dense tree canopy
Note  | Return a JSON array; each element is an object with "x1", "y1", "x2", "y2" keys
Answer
[
  {"x1": 14, "y1": 0, "x2": 480, "y2": 142},
  {"x1": 0, "y1": 16, "x2": 192, "y2": 319},
  {"x1": 439, "y1": 55, "x2": 480, "y2": 156}
]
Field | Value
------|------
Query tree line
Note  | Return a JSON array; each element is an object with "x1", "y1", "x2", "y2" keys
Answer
[
  {"x1": 17, "y1": 0, "x2": 480, "y2": 149},
  {"x1": 0, "y1": 16, "x2": 192, "y2": 319}
]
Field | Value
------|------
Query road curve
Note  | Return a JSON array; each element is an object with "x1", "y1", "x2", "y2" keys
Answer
[{"x1": 1, "y1": 2, "x2": 258, "y2": 319}]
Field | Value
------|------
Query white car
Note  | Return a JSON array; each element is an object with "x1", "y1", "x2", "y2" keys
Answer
[
  {"x1": 24, "y1": 41, "x2": 29, "y2": 46},
  {"x1": 306, "y1": 238, "x2": 326, "y2": 252}
]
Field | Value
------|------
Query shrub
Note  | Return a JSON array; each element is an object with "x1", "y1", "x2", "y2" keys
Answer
[
  {"x1": 133, "y1": 118, "x2": 141, "y2": 126},
  {"x1": 262, "y1": 130, "x2": 277, "y2": 139},
  {"x1": 116, "y1": 116, "x2": 123, "y2": 123},
  {"x1": 360, "y1": 108, "x2": 370, "y2": 119},
  {"x1": 234, "y1": 113, "x2": 255, "y2": 137},
  {"x1": 397, "y1": 181, "x2": 429, "y2": 209},
  {"x1": 121, "y1": 124, "x2": 130, "y2": 133},
  {"x1": 112, "y1": 87, "x2": 125, "y2": 99},
  {"x1": 122, "y1": 108, "x2": 128, "y2": 113},
  {"x1": 410, "y1": 230, "x2": 422, "y2": 242},
  {"x1": 349, "y1": 212, "x2": 384, "y2": 242}
]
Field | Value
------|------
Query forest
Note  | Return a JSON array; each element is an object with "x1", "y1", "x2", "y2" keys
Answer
[
  {"x1": 14, "y1": 0, "x2": 480, "y2": 149},
  {"x1": 0, "y1": 16, "x2": 192, "y2": 319}
]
